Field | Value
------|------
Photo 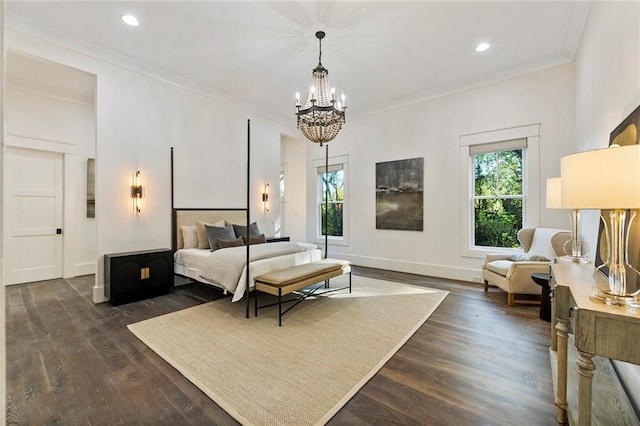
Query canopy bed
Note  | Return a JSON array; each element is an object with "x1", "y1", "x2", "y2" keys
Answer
[
  {"x1": 170, "y1": 32, "x2": 350, "y2": 319},
  {"x1": 170, "y1": 120, "x2": 349, "y2": 320}
]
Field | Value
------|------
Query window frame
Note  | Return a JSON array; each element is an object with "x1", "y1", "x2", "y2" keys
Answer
[
  {"x1": 312, "y1": 154, "x2": 349, "y2": 247},
  {"x1": 459, "y1": 124, "x2": 541, "y2": 258}
]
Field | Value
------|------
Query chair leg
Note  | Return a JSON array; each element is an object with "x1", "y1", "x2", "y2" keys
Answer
[
  {"x1": 507, "y1": 293, "x2": 515, "y2": 307},
  {"x1": 483, "y1": 279, "x2": 489, "y2": 292}
]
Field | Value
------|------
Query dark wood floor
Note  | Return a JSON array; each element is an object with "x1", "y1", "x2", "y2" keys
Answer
[{"x1": 5, "y1": 267, "x2": 557, "y2": 425}]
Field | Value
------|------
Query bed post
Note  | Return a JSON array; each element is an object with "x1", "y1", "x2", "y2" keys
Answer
[
  {"x1": 246, "y1": 119, "x2": 251, "y2": 319},
  {"x1": 324, "y1": 144, "x2": 329, "y2": 259},
  {"x1": 171, "y1": 147, "x2": 176, "y2": 253}
]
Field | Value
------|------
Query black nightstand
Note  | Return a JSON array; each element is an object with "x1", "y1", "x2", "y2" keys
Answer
[
  {"x1": 104, "y1": 248, "x2": 173, "y2": 305},
  {"x1": 266, "y1": 236, "x2": 290, "y2": 243}
]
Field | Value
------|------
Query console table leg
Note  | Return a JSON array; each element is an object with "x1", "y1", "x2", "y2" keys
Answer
[
  {"x1": 576, "y1": 351, "x2": 596, "y2": 426},
  {"x1": 551, "y1": 291, "x2": 558, "y2": 351},
  {"x1": 556, "y1": 319, "x2": 570, "y2": 424}
]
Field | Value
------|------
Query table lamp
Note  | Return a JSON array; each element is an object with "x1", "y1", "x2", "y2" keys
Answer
[
  {"x1": 561, "y1": 144, "x2": 640, "y2": 306},
  {"x1": 546, "y1": 177, "x2": 588, "y2": 262}
]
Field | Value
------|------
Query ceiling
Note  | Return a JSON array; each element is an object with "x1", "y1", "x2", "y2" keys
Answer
[{"x1": 6, "y1": 1, "x2": 591, "y2": 124}]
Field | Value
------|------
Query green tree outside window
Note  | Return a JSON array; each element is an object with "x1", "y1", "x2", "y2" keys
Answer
[
  {"x1": 473, "y1": 149, "x2": 523, "y2": 248},
  {"x1": 320, "y1": 169, "x2": 344, "y2": 237}
]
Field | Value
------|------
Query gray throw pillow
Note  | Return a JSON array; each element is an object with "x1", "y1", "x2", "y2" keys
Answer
[
  {"x1": 204, "y1": 224, "x2": 236, "y2": 251},
  {"x1": 233, "y1": 222, "x2": 261, "y2": 238},
  {"x1": 242, "y1": 234, "x2": 266, "y2": 245},
  {"x1": 217, "y1": 236, "x2": 245, "y2": 249}
]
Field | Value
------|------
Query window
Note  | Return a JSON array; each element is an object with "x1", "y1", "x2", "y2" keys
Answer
[
  {"x1": 279, "y1": 170, "x2": 285, "y2": 201},
  {"x1": 276, "y1": 168, "x2": 285, "y2": 237},
  {"x1": 472, "y1": 145, "x2": 524, "y2": 248},
  {"x1": 460, "y1": 125, "x2": 540, "y2": 257},
  {"x1": 317, "y1": 164, "x2": 344, "y2": 238}
]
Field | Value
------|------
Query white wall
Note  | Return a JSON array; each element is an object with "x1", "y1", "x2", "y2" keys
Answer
[
  {"x1": 1, "y1": 1, "x2": 7, "y2": 420},
  {"x1": 281, "y1": 135, "x2": 308, "y2": 242},
  {"x1": 307, "y1": 63, "x2": 576, "y2": 281},
  {"x1": 573, "y1": 1, "x2": 640, "y2": 412},
  {"x1": 6, "y1": 57, "x2": 97, "y2": 278},
  {"x1": 7, "y1": 29, "x2": 290, "y2": 303}
]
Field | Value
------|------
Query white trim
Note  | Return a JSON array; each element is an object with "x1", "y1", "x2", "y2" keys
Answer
[
  {"x1": 334, "y1": 253, "x2": 483, "y2": 284},
  {"x1": 6, "y1": 19, "x2": 293, "y2": 129},
  {"x1": 460, "y1": 123, "x2": 540, "y2": 146},
  {"x1": 74, "y1": 261, "x2": 96, "y2": 277},
  {"x1": 351, "y1": 56, "x2": 575, "y2": 122},
  {"x1": 460, "y1": 125, "x2": 541, "y2": 258},
  {"x1": 5, "y1": 133, "x2": 77, "y2": 154},
  {"x1": 311, "y1": 154, "x2": 349, "y2": 168},
  {"x1": 93, "y1": 284, "x2": 107, "y2": 303},
  {"x1": 7, "y1": 82, "x2": 95, "y2": 107}
]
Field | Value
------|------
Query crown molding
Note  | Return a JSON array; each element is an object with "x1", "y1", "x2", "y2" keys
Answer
[
  {"x1": 349, "y1": 3, "x2": 590, "y2": 122},
  {"x1": 7, "y1": 13, "x2": 292, "y2": 128},
  {"x1": 350, "y1": 53, "x2": 574, "y2": 121}
]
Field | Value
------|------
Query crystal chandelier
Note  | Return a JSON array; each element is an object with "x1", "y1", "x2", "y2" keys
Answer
[{"x1": 295, "y1": 31, "x2": 346, "y2": 146}]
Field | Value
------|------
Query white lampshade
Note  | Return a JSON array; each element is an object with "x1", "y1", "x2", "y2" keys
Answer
[
  {"x1": 561, "y1": 145, "x2": 640, "y2": 209},
  {"x1": 546, "y1": 177, "x2": 563, "y2": 209}
]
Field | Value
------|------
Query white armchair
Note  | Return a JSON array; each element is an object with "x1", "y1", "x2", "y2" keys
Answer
[{"x1": 482, "y1": 228, "x2": 572, "y2": 306}]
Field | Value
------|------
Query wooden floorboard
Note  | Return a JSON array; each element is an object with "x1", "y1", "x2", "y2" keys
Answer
[{"x1": 5, "y1": 267, "x2": 556, "y2": 425}]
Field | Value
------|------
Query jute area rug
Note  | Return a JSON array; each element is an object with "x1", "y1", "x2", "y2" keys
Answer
[{"x1": 128, "y1": 274, "x2": 448, "y2": 426}]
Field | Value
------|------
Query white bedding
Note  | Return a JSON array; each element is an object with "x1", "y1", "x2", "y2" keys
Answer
[
  {"x1": 174, "y1": 248, "x2": 213, "y2": 284},
  {"x1": 174, "y1": 242, "x2": 321, "y2": 301}
]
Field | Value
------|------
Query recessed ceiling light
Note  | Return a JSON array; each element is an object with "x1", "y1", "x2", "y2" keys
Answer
[
  {"x1": 475, "y1": 42, "x2": 490, "y2": 52},
  {"x1": 121, "y1": 14, "x2": 139, "y2": 27}
]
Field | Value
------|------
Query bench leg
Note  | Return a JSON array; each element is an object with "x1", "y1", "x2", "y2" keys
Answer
[
  {"x1": 278, "y1": 288, "x2": 282, "y2": 326},
  {"x1": 254, "y1": 287, "x2": 258, "y2": 317},
  {"x1": 349, "y1": 271, "x2": 352, "y2": 293},
  {"x1": 324, "y1": 279, "x2": 329, "y2": 289}
]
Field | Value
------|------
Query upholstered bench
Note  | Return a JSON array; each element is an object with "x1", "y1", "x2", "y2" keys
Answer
[{"x1": 254, "y1": 259, "x2": 351, "y2": 325}]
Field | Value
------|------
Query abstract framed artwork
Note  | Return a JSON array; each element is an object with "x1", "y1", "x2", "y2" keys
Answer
[
  {"x1": 375, "y1": 157, "x2": 423, "y2": 231},
  {"x1": 87, "y1": 158, "x2": 95, "y2": 218}
]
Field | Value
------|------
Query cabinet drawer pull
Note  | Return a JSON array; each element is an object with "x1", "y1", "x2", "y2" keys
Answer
[{"x1": 140, "y1": 267, "x2": 150, "y2": 280}]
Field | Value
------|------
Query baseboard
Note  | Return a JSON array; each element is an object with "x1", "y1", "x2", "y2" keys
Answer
[
  {"x1": 93, "y1": 285, "x2": 108, "y2": 304},
  {"x1": 331, "y1": 253, "x2": 481, "y2": 283},
  {"x1": 74, "y1": 262, "x2": 96, "y2": 277}
]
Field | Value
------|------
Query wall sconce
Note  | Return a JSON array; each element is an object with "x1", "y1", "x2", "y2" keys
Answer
[
  {"x1": 262, "y1": 183, "x2": 269, "y2": 213},
  {"x1": 131, "y1": 170, "x2": 143, "y2": 214}
]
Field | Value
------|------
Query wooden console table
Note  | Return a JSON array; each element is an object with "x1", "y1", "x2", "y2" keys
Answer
[{"x1": 551, "y1": 261, "x2": 640, "y2": 425}]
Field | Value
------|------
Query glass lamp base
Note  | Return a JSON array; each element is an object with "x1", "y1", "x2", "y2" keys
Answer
[
  {"x1": 557, "y1": 255, "x2": 590, "y2": 264},
  {"x1": 590, "y1": 290, "x2": 640, "y2": 308}
]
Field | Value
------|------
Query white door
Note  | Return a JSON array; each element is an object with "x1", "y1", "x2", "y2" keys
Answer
[{"x1": 4, "y1": 148, "x2": 63, "y2": 285}]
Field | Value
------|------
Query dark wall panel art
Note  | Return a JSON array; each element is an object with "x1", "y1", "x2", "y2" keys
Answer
[{"x1": 376, "y1": 157, "x2": 423, "y2": 231}]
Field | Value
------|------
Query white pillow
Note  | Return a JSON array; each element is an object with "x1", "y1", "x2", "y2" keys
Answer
[
  {"x1": 181, "y1": 225, "x2": 198, "y2": 249},
  {"x1": 528, "y1": 229, "x2": 561, "y2": 260},
  {"x1": 196, "y1": 220, "x2": 226, "y2": 249}
]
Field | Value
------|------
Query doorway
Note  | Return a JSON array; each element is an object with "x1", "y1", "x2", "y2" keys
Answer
[{"x1": 4, "y1": 147, "x2": 64, "y2": 284}]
